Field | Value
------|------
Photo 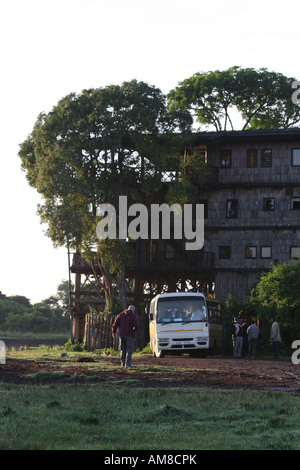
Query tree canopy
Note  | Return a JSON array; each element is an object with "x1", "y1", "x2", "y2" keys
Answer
[
  {"x1": 19, "y1": 80, "x2": 193, "y2": 308},
  {"x1": 19, "y1": 71, "x2": 300, "y2": 310},
  {"x1": 167, "y1": 66, "x2": 300, "y2": 131},
  {"x1": 0, "y1": 284, "x2": 70, "y2": 333}
]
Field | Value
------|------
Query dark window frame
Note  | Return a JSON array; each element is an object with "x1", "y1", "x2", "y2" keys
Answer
[
  {"x1": 226, "y1": 199, "x2": 238, "y2": 219},
  {"x1": 260, "y1": 246, "x2": 272, "y2": 259},
  {"x1": 263, "y1": 197, "x2": 275, "y2": 211},
  {"x1": 290, "y1": 198, "x2": 300, "y2": 210},
  {"x1": 291, "y1": 246, "x2": 300, "y2": 259},
  {"x1": 219, "y1": 246, "x2": 231, "y2": 259},
  {"x1": 220, "y1": 149, "x2": 232, "y2": 168},
  {"x1": 245, "y1": 246, "x2": 257, "y2": 259},
  {"x1": 291, "y1": 148, "x2": 300, "y2": 167},
  {"x1": 261, "y1": 149, "x2": 272, "y2": 167},
  {"x1": 247, "y1": 149, "x2": 258, "y2": 168}
]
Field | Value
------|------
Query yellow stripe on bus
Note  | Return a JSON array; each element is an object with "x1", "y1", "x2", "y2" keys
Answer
[{"x1": 162, "y1": 329, "x2": 203, "y2": 333}]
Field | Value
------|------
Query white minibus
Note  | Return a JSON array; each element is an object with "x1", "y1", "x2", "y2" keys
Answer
[{"x1": 149, "y1": 292, "x2": 221, "y2": 358}]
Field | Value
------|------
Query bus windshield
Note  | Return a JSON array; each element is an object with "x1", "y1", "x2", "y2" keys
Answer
[{"x1": 156, "y1": 296, "x2": 207, "y2": 323}]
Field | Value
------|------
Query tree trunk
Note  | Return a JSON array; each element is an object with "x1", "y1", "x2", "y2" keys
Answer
[
  {"x1": 90, "y1": 259, "x2": 115, "y2": 309},
  {"x1": 118, "y1": 263, "x2": 127, "y2": 310}
]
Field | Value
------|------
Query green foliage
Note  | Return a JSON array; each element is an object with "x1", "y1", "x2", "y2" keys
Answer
[
  {"x1": 18, "y1": 80, "x2": 195, "y2": 308},
  {"x1": 64, "y1": 339, "x2": 84, "y2": 352},
  {"x1": 249, "y1": 260, "x2": 300, "y2": 351},
  {"x1": 221, "y1": 294, "x2": 243, "y2": 353},
  {"x1": 165, "y1": 150, "x2": 209, "y2": 206},
  {"x1": 168, "y1": 66, "x2": 300, "y2": 131},
  {"x1": 88, "y1": 296, "x2": 120, "y2": 316},
  {"x1": 94, "y1": 347, "x2": 119, "y2": 357},
  {"x1": 7, "y1": 295, "x2": 31, "y2": 307},
  {"x1": 19, "y1": 80, "x2": 192, "y2": 252},
  {"x1": 100, "y1": 297, "x2": 121, "y2": 316},
  {"x1": 0, "y1": 283, "x2": 70, "y2": 334}
]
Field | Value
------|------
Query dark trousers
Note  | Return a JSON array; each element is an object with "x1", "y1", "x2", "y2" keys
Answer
[
  {"x1": 272, "y1": 341, "x2": 279, "y2": 359},
  {"x1": 248, "y1": 339, "x2": 258, "y2": 358},
  {"x1": 120, "y1": 336, "x2": 134, "y2": 367}
]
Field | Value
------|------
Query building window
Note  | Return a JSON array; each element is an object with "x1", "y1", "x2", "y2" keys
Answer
[
  {"x1": 247, "y1": 149, "x2": 257, "y2": 167},
  {"x1": 219, "y1": 246, "x2": 231, "y2": 259},
  {"x1": 291, "y1": 246, "x2": 300, "y2": 259},
  {"x1": 291, "y1": 198, "x2": 300, "y2": 210},
  {"x1": 246, "y1": 246, "x2": 257, "y2": 258},
  {"x1": 226, "y1": 199, "x2": 238, "y2": 218},
  {"x1": 261, "y1": 246, "x2": 272, "y2": 258},
  {"x1": 261, "y1": 149, "x2": 272, "y2": 167},
  {"x1": 221, "y1": 150, "x2": 231, "y2": 168},
  {"x1": 263, "y1": 197, "x2": 275, "y2": 211},
  {"x1": 292, "y1": 149, "x2": 300, "y2": 166}
]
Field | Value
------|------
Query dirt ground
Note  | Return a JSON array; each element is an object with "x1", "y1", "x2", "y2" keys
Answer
[{"x1": 1, "y1": 338, "x2": 300, "y2": 391}]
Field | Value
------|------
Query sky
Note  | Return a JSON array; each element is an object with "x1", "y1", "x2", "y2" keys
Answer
[{"x1": 0, "y1": 0, "x2": 300, "y2": 304}]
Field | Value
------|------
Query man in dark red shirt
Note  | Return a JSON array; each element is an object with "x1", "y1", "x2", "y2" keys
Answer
[{"x1": 112, "y1": 305, "x2": 139, "y2": 368}]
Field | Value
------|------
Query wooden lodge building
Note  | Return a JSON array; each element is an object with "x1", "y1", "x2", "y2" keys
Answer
[{"x1": 70, "y1": 128, "x2": 300, "y2": 340}]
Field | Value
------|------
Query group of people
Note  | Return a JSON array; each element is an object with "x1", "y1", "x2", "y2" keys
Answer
[
  {"x1": 232, "y1": 315, "x2": 281, "y2": 359},
  {"x1": 110, "y1": 303, "x2": 283, "y2": 368}
]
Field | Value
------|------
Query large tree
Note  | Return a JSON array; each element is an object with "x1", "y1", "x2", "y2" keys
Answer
[
  {"x1": 19, "y1": 80, "x2": 192, "y2": 309},
  {"x1": 167, "y1": 66, "x2": 300, "y2": 131}
]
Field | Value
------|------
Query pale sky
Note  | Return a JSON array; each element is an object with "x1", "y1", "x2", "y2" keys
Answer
[{"x1": 0, "y1": 0, "x2": 299, "y2": 303}]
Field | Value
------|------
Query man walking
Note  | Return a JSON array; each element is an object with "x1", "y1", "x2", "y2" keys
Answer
[
  {"x1": 247, "y1": 320, "x2": 260, "y2": 358},
  {"x1": 112, "y1": 305, "x2": 139, "y2": 368}
]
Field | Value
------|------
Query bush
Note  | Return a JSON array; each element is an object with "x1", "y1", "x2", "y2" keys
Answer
[
  {"x1": 221, "y1": 294, "x2": 243, "y2": 354},
  {"x1": 64, "y1": 339, "x2": 83, "y2": 352},
  {"x1": 249, "y1": 260, "x2": 300, "y2": 352}
]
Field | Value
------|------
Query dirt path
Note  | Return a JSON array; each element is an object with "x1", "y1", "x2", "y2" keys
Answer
[{"x1": 1, "y1": 339, "x2": 300, "y2": 391}]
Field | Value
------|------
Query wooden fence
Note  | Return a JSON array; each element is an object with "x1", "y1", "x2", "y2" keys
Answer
[{"x1": 83, "y1": 314, "x2": 149, "y2": 352}]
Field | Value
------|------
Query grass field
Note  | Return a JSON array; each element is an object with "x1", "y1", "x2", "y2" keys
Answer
[
  {"x1": 1, "y1": 346, "x2": 300, "y2": 450},
  {"x1": 1, "y1": 382, "x2": 300, "y2": 450}
]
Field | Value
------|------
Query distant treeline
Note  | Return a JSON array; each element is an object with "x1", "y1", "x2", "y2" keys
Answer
[{"x1": 0, "y1": 281, "x2": 71, "y2": 334}]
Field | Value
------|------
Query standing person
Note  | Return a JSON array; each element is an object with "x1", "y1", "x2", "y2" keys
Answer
[
  {"x1": 270, "y1": 317, "x2": 281, "y2": 359},
  {"x1": 233, "y1": 317, "x2": 243, "y2": 358},
  {"x1": 247, "y1": 320, "x2": 260, "y2": 358},
  {"x1": 241, "y1": 318, "x2": 249, "y2": 357},
  {"x1": 112, "y1": 305, "x2": 139, "y2": 368}
]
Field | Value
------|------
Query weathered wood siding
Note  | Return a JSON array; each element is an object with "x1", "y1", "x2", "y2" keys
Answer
[{"x1": 84, "y1": 314, "x2": 149, "y2": 352}]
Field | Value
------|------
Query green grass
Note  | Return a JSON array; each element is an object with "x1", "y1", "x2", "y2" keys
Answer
[
  {"x1": 0, "y1": 382, "x2": 300, "y2": 450},
  {"x1": 1, "y1": 345, "x2": 300, "y2": 450},
  {"x1": 2, "y1": 331, "x2": 69, "y2": 339}
]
